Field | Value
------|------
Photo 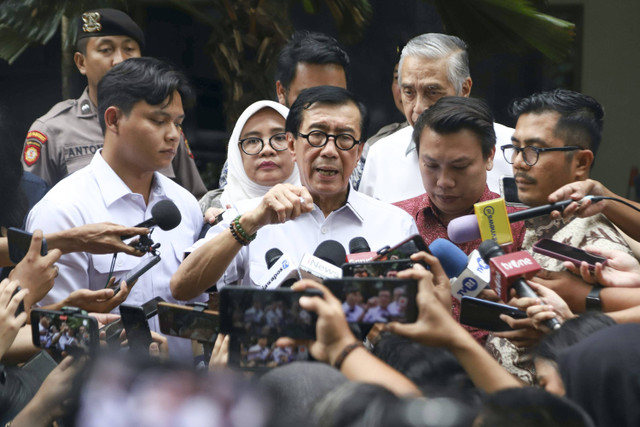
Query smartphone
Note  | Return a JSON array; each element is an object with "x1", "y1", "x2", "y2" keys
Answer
[
  {"x1": 532, "y1": 238, "x2": 607, "y2": 270},
  {"x1": 108, "y1": 254, "x2": 161, "y2": 295},
  {"x1": 101, "y1": 296, "x2": 164, "y2": 346},
  {"x1": 7, "y1": 227, "x2": 48, "y2": 264},
  {"x1": 119, "y1": 304, "x2": 153, "y2": 354},
  {"x1": 158, "y1": 302, "x2": 219, "y2": 343},
  {"x1": 219, "y1": 287, "x2": 320, "y2": 339},
  {"x1": 342, "y1": 259, "x2": 414, "y2": 278},
  {"x1": 323, "y1": 277, "x2": 418, "y2": 324},
  {"x1": 499, "y1": 176, "x2": 528, "y2": 208},
  {"x1": 373, "y1": 234, "x2": 430, "y2": 261},
  {"x1": 460, "y1": 296, "x2": 527, "y2": 332},
  {"x1": 227, "y1": 333, "x2": 310, "y2": 372},
  {"x1": 31, "y1": 307, "x2": 99, "y2": 357}
]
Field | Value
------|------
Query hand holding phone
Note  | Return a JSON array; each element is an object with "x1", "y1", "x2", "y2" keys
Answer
[
  {"x1": 7, "y1": 227, "x2": 48, "y2": 264},
  {"x1": 532, "y1": 238, "x2": 607, "y2": 270},
  {"x1": 460, "y1": 296, "x2": 527, "y2": 332}
]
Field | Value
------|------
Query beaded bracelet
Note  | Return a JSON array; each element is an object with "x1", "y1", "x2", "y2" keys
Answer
[
  {"x1": 333, "y1": 342, "x2": 364, "y2": 370},
  {"x1": 229, "y1": 221, "x2": 248, "y2": 245},
  {"x1": 229, "y1": 215, "x2": 257, "y2": 246}
]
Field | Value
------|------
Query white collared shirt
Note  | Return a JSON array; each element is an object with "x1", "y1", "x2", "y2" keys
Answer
[
  {"x1": 25, "y1": 151, "x2": 204, "y2": 359},
  {"x1": 195, "y1": 186, "x2": 418, "y2": 289},
  {"x1": 358, "y1": 123, "x2": 514, "y2": 203}
]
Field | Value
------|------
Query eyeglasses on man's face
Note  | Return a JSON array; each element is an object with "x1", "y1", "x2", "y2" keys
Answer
[
  {"x1": 296, "y1": 130, "x2": 360, "y2": 151},
  {"x1": 501, "y1": 144, "x2": 583, "y2": 166}
]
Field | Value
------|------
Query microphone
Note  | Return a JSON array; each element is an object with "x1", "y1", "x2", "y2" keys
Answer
[
  {"x1": 426, "y1": 239, "x2": 491, "y2": 301},
  {"x1": 256, "y1": 248, "x2": 301, "y2": 289},
  {"x1": 478, "y1": 240, "x2": 561, "y2": 331},
  {"x1": 451, "y1": 250, "x2": 491, "y2": 301},
  {"x1": 299, "y1": 240, "x2": 345, "y2": 282},
  {"x1": 448, "y1": 196, "x2": 603, "y2": 243},
  {"x1": 427, "y1": 238, "x2": 468, "y2": 279},
  {"x1": 345, "y1": 236, "x2": 378, "y2": 263},
  {"x1": 136, "y1": 200, "x2": 182, "y2": 230}
]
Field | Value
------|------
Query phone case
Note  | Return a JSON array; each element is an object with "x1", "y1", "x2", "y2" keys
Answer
[
  {"x1": 460, "y1": 296, "x2": 527, "y2": 332},
  {"x1": 532, "y1": 238, "x2": 607, "y2": 269}
]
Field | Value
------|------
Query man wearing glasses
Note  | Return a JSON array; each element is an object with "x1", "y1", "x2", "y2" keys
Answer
[
  {"x1": 505, "y1": 89, "x2": 632, "y2": 312},
  {"x1": 171, "y1": 86, "x2": 418, "y2": 296}
]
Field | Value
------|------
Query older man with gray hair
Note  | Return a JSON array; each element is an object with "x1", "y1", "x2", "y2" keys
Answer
[{"x1": 358, "y1": 33, "x2": 513, "y2": 203}]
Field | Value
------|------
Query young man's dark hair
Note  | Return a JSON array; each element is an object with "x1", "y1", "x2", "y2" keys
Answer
[
  {"x1": 508, "y1": 89, "x2": 604, "y2": 156},
  {"x1": 285, "y1": 85, "x2": 368, "y2": 140},
  {"x1": 275, "y1": 31, "x2": 350, "y2": 91},
  {"x1": 98, "y1": 57, "x2": 194, "y2": 133},
  {"x1": 475, "y1": 387, "x2": 595, "y2": 427},
  {"x1": 412, "y1": 96, "x2": 496, "y2": 158}
]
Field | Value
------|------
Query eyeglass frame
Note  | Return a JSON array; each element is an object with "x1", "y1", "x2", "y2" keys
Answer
[
  {"x1": 238, "y1": 132, "x2": 289, "y2": 156},
  {"x1": 296, "y1": 130, "x2": 361, "y2": 151},
  {"x1": 501, "y1": 144, "x2": 584, "y2": 166}
]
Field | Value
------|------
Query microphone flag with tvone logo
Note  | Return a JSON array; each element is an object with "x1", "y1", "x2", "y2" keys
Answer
[
  {"x1": 488, "y1": 251, "x2": 541, "y2": 301},
  {"x1": 474, "y1": 198, "x2": 513, "y2": 245}
]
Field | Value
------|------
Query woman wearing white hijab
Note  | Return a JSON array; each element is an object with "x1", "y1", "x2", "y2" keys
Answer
[{"x1": 199, "y1": 100, "x2": 300, "y2": 213}]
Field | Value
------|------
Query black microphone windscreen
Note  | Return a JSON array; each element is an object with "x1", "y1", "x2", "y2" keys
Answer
[
  {"x1": 478, "y1": 239, "x2": 506, "y2": 263},
  {"x1": 151, "y1": 200, "x2": 182, "y2": 231},
  {"x1": 265, "y1": 248, "x2": 284, "y2": 269},
  {"x1": 313, "y1": 240, "x2": 347, "y2": 267},
  {"x1": 348, "y1": 237, "x2": 370, "y2": 254}
]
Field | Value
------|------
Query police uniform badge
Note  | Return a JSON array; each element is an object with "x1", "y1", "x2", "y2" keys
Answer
[
  {"x1": 82, "y1": 12, "x2": 102, "y2": 33},
  {"x1": 24, "y1": 130, "x2": 48, "y2": 166}
]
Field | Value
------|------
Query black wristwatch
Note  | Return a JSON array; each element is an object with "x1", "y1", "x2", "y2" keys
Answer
[{"x1": 585, "y1": 285, "x2": 603, "y2": 311}]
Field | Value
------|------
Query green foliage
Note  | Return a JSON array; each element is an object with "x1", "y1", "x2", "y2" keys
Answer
[
  {"x1": 0, "y1": 0, "x2": 123, "y2": 64},
  {"x1": 433, "y1": 0, "x2": 575, "y2": 62}
]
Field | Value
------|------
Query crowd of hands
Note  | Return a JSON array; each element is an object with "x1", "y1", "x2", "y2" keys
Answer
[{"x1": 2, "y1": 178, "x2": 640, "y2": 424}]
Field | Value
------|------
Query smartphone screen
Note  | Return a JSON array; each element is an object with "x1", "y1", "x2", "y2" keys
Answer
[
  {"x1": 227, "y1": 333, "x2": 310, "y2": 371},
  {"x1": 373, "y1": 234, "x2": 430, "y2": 262},
  {"x1": 532, "y1": 238, "x2": 607, "y2": 269},
  {"x1": 31, "y1": 308, "x2": 98, "y2": 357},
  {"x1": 219, "y1": 288, "x2": 319, "y2": 339},
  {"x1": 119, "y1": 304, "x2": 153, "y2": 354},
  {"x1": 7, "y1": 227, "x2": 48, "y2": 264},
  {"x1": 158, "y1": 302, "x2": 219, "y2": 343},
  {"x1": 342, "y1": 259, "x2": 414, "y2": 278},
  {"x1": 460, "y1": 296, "x2": 527, "y2": 332},
  {"x1": 323, "y1": 277, "x2": 418, "y2": 324}
]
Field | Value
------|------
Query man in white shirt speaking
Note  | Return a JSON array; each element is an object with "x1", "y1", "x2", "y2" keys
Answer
[
  {"x1": 359, "y1": 33, "x2": 513, "y2": 203},
  {"x1": 171, "y1": 86, "x2": 418, "y2": 297}
]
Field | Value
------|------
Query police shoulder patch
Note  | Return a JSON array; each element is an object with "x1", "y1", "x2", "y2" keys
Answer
[{"x1": 23, "y1": 130, "x2": 48, "y2": 166}]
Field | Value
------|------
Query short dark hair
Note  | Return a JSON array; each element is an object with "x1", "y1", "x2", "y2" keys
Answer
[
  {"x1": 285, "y1": 85, "x2": 368, "y2": 141},
  {"x1": 98, "y1": 57, "x2": 194, "y2": 133},
  {"x1": 509, "y1": 89, "x2": 604, "y2": 156},
  {"x1": 275, "y1": 31, "x2": 350, "y2": 91},
  {"x1": 412, "y1": 96, "x2": 496, "y2": 158},
  {"x1": 533, "y1": 312, "x2": 616, "y2": 363}
]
